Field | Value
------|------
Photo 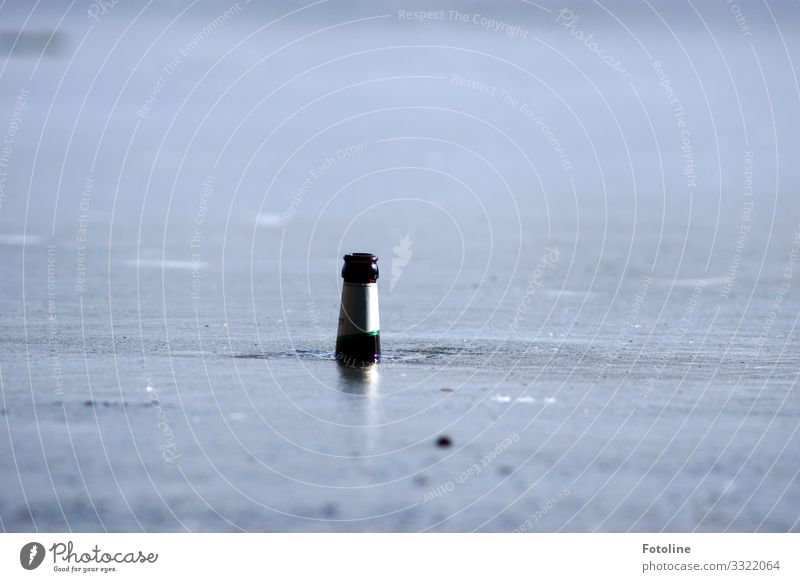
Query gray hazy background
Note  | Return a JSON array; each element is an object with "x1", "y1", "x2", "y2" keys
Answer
[{"x1": 0, "y1": 0, "x2": 799, "y2": 531}]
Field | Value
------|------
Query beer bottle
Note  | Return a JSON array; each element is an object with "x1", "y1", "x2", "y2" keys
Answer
[{"x1": 335, "y1": 253, "x2": 380, "y2": 367}]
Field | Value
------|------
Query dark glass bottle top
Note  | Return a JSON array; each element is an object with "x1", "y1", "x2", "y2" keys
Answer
[{"x1": 341, "y1": 252, "x2": 379, "y2": 283}]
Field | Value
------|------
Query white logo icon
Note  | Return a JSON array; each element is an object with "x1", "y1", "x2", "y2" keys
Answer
[{"x1": 390, "y1": 235, "x2": 413, "y2": 291}]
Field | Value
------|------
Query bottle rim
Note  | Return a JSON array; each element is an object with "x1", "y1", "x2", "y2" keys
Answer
[
  {"x1": 341, "y1": 252, "x2": 379, "y2": 282},
  {"x1": 343, "y1": 252, "x2": 378, "y2": 263}
]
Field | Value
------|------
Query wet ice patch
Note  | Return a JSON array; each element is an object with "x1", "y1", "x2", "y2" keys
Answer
[
  {"x1": 491, "y1": 394, "x2": 552, "y2": 404},
  {"x1": 167, "y1": 350, "x2": 213, "y2": 357},
  {"x1": 539, "y1": 289, "x2": 595, "y2": 297},
  {"x1": 256, "y1": 213, "x2": 286, "y2": 228},
  {"x1": 128, "y1": 258, "x2": 206, "y2": 270},
  {"x1": 662, "y1": 276, "x2": 727, "y2": 287},
  {"x1": 0, "y1": 30, "x2": 67, "y2": 56},
  {"x1": 491, "y1": 394, "x2": 512, "y2": 403},
  {"x1": 721, "y1": 479, "x2": 736, "y2": 496}
]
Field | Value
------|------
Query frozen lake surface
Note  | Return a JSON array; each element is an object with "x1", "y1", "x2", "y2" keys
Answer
[{"x1": 0, "y1": 0, "x2": 799, "y2": 531}]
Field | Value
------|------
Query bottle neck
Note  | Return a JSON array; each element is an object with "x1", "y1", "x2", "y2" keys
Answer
[{"x1": 337, "y1": 282, "x2": 380, "y2": 338}]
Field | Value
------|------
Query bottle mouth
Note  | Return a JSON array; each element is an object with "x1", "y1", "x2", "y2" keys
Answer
[
  {"x1": 343, "y1": 252, "x2": 378, "y2": 262},
  {"x1": 341, "y1": 252, "x2": 379, "y2": 282}
]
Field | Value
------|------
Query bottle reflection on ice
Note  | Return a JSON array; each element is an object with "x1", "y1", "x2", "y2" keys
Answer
[{"x1": 336, "y1": 253, "x2": 380, "y2": 367}]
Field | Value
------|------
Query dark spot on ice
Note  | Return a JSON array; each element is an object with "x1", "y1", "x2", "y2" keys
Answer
[
  {"x1": 234, "y1": 347, "x2": 486, "y2": 364},
  {"x1": 413, "y1": 475, "x2": 429, "y2": 487},
  {"x1": 83, "y1": 400, "x2": 127, "y2": 408},
  {"x1": 0, "y1": 30, "x2": 68, "y2": 57},
  {"x1": 498, "y1": 465, "x2": 514, "y2": 476},
  {"x1": 14, "y1": 507, "x2": 33, "y2": 525},
  {"x1": 234, "y1": 350, "x2": 335, "y2": 361},
  {"x1": 440, "y1": 387, "x2": 455, "y2": 393},
  {"x1": 415, "y1": 346, "x2": 484, "y2": 358},
  {"x1": 322, "y1": 503, "x2": 338, "y2": 517},
  {"x1": 436, "y1": 435, "x2": 453, "y2": 448}
]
